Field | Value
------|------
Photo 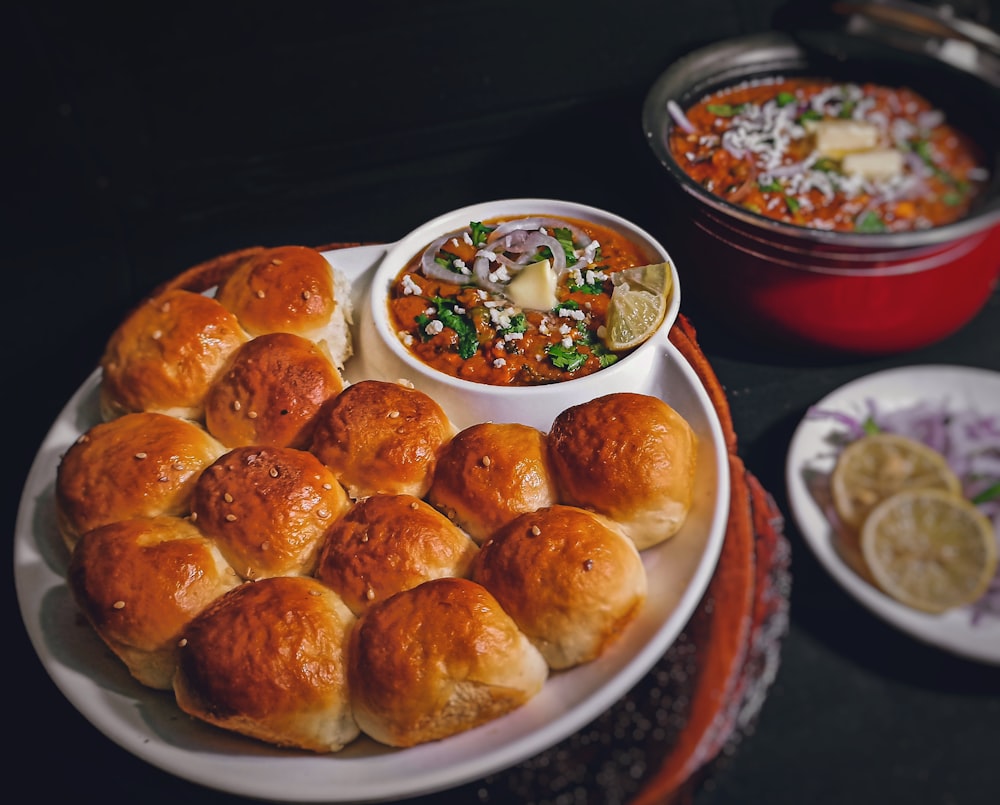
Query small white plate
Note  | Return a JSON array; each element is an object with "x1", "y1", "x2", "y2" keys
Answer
[
  {"x1": 786, "y1": 364, "x2": 1000, "y2": 665},
  {"x1": 14, "y1": 235, "x2": 730, "y2": 802}
]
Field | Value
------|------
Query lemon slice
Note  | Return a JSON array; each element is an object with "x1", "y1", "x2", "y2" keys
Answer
[
  {"x1": 830, "y1": 433, "x2": 962, "y2": 530},
  {"x1": 602, "y1": 262, "x2": 673, "y2": 351},
  {"x1": 860, "y1": 488, "x2": 998, "y2": 614}
]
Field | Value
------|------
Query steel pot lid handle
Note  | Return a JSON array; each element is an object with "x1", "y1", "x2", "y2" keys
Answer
[{"x1": 832, "y1": 0, "x2": 1000, "y2": 84}]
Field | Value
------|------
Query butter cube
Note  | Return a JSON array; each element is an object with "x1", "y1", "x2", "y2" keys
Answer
[
  {"x1": 841, "y1": 148, "x2": 905, "y2": 181},
  {"x1": 505, "y1": 259, "x2": 558, "y2": 311},
  {"x1": 814, "y1": 119, "x2": 880, "y2": 158}
]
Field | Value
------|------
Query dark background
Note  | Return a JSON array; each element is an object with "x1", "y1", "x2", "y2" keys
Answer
[{"x1": 8, "y1": 1, "x2": 1000, "y2": 803}]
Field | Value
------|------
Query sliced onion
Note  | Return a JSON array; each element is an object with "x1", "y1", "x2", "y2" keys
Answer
[
  {"x1": 420, "y1": 230, "x2": 473, "y2": 283},
  {"x1": 488, "y1": 218, "x2": 593, "y2": 252},
  {"x1": 667, "y1": 99, "x2": 697, "y2": 134}
]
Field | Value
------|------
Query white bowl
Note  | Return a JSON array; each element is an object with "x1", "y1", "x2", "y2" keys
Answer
[{"x1": 355, "y1": 198, "x2": 681, "y2": 432}]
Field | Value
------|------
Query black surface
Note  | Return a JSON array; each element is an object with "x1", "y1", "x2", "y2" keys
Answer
[{"x1": 8, "y1": 2, "x2": 1000, "y2": 803}]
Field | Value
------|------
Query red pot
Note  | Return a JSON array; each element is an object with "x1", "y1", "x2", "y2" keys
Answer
[{"x1": 643, "y1": 17, "x2": 1000, "y2": 355}]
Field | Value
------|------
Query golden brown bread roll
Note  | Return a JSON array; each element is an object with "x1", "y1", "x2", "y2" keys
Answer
[
  {"x1": 174, "y1": 575, "x2": 359, "y2": 753},
  {"x1": 99, "y1": 288, "x2": 249, "y2": 421},
  {"x1": 426, "y1": 421, "x2": 558, "y2": 545},
  {"x1": 55, "y1": 412, "x2": 227, "y2": 551},
  {"x1": 309, "y1": 379, "x2": 455, "y2": 499},
  {"x1": 67, "y1": 515, "x2": 240, "y2": 690},
  {"x1": 190, "y1": 445, "x2": 350, "y2": 580},
  {"x1": 348, "y1": 577, "x2": 548, "y2": 747},
  {"x1": 203, "y1": 331, "x2": 345, "y2": 449},
  {"x1": 471, "y1": 504, "x2": 647, "y2": 670},
  {"x1": 214, "y1": 245, "x2": 353, "y2": 369},
  {"x1": 314, "y1": 493, "x2": 478, "y2": 615},
  {"x1": 547, "y1": 392, "x2": 698, "y2": 550}
]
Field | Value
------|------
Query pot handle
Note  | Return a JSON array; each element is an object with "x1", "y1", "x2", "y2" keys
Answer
[{"x1": 833, "y1": 0, "x2": 1000, "y2": 86}]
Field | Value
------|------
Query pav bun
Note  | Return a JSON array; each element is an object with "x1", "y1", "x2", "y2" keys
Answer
[
  {"x1": 203, "y1": 332, "x2": 344, "y2": 449},
  {"x1": 472, "y1": 505, "x2": 647, "y2": 669},
  {"x1": 309, "y1": 379, "x2": 455, "y2": 499},
  {"x1": 99, "y1": 288, "x2": 249, "y2": 421},
  {"x1": 314, "y1": 493, "x2": 478, "y2": 616},
  {"x1": 67, "y1": 515, "x2": 240, "y2": 690},
  {"x1": 214, "y1": 245, "x2": 353, "y2": 370},
  {"x1": 547, "y1": 392, "x2": 697, "y2": 550},
  {"x1": 426, "y1": 422, "x2": 558, "y2": 545},
  {"x1": 55, "y1": 412, "x2": 227, "y2": 551},
  {"x1": 348, "y1": 577, "x2": 547, "y2": 747},
  {"x1": 190, "y1": 445, "x2": 350, "y2": 580},
  {"x1": 174, "y1": 575, "x2": 359, "y2": 753}
]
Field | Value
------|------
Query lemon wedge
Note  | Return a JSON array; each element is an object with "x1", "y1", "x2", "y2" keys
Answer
[
  {"x1": 830, "y1": 433, "x2": 962, "y2": 531},
  {"x1": 860, "y1": 488, "x2": 998, "y2": 614},
  {"x1": 602, "y1": 262, "x2": 673, "y2": 351}
]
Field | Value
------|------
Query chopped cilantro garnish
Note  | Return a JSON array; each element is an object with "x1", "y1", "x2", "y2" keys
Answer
[
  {"x1": 776, "y1": 91, "x2": 796, "y2": 107},
  {"x1": 972, "y1": 481, "x2": 1000, "y2": 504},
  {"x1": 785, "y1": 195, "x2": 800, "y2": 213},
  {"x1": 434, "y1": 249, "x2": 466, "y2": 275},
  {"x1": 758, "y1": 178, "x2": 783, "y2": 193},
  {"x1": 813, "y1": 157, "x2": 838, "y2": 172},
  {"x1": 862, "y1": 417, "x2": 882, "y2": 435},
  {"x1": 943, "y1": 191, "x2": 963, "y2": 207},
  {"x1": 797, "y1": 109, "x2": 823, "y2": 123},
  {"x1": 838, "y1": 99, "x2": 856, "y2": 119},
  {"x1": 855, "y1": 211, "x2": 887, "y2": 233},
  {"x1": 568, "y1": 270, "x2": 605, "y2": 294},
  {"x1": 909, "y1": 139, "x2": 964, "y2": 189},
  {"x1": 502, "y1": 311, "x2": 528, "y2": 334},
  {"x1": 706, "y1": 103, "x2": 746, "y2": 117},
  {"x1": 552, "y1": 227, "x2": 579, "y2": 266},
  {"x1": 469, "y1": 221, "x2": 495, "y2": 247},
  {"x1": 419, "y1": 297, "x2": 479, "y2": 360},
  {"x1": 546, "y1": 343, "x2": 586, "y2": 372}
]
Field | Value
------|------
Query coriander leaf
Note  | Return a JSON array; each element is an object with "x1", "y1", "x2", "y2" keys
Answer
[
  {"x1": 469, "y1": 221, "x2": 495, "y2": 246},
  {"x1": 553, "y1": 227, "x2": 579, "y2": 266},
  {"x1": 855, "y1": 211, "x2": 887, "y2": 233},
  {"x1": 434, "y1": 249, "x2": 465, "y2": 274},
  {"x1": 862, "y1": 417, "x2": 882, "y2": 435},
  {"x1": 758, "y1": 178, "x2": 783, "y2": 193},
  {"x1": 776, "y1": 91, "x2": 796, "y2": 107},
  {"x1": 429, "y1": 296, "x2": 479, "y2": 359},
  {"x1": 546, "y1": 343, "x2": 586, "y2": 372},
  {"x1": 972, "y1": 481, "x2": 1000, "y2": 504},
  {"x1": 707, "y1": 103, "x2": 745, "y2": 117}
]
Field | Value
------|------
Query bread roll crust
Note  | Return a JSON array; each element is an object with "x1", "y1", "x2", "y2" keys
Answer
[
  {"x1": 348, "y1": 577, "x2": 548, "y2": 747},
  {"x1": 215, "y1": 246, "x2": 339, "y2": 339},
  {"x1": 68, "y1": 515, "x2": 240, "y2": 689},
  {"x1": 472, "y1": 504, "x2": 647, "y2": 669},
  {"x1": 427, "y1": 422, "x2": 558, "y2": 544},
  {"x1": 214, "y1": 246, "x2": 354, "y2": 369},
  {"x1": 55, "y1": 412, "x2": 227, "y2": 550},
  {"x1": 309, "y1": 379, "x2": 455, "y2": 499},
  {"x1": 174, "y1": 575, "x2": 359, "y2": 753},
  {"x1": 203, "y1": 331, "x2": 344, "y2": 449},
  {"x1": 191, "y1": 445, "x2": 350, "y2": 580},
  {"x1": 100, "y1": 288, "x2": 249, "y2": 421},
  {"x1": 547, "y1": 392, "x2": 698, "y2": 549},
  {"x1": 315, "y1": 493, "x2": 478, "y2": 615}
]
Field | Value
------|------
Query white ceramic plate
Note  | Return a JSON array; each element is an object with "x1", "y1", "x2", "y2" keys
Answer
[
  {"x1": 786, "y1": 364, "x2": 1000, "y2": 665},
  {"x1": 14, "y1": 237, "x2": 730, "y2": 802}
]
